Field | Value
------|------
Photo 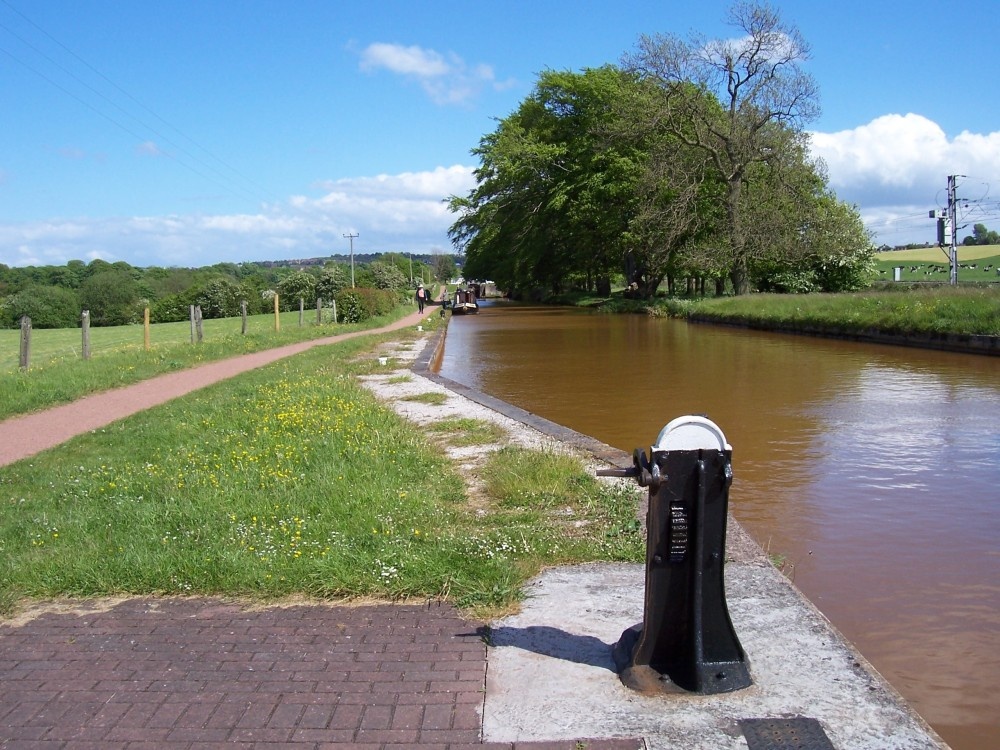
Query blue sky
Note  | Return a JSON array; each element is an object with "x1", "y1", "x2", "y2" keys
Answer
[{"x1": 1, "y1": 0, "x2": 999, "y2": 269}]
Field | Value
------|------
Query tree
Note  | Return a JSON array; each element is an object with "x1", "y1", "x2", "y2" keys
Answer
[
  {"x1": 316, "y1": 265, "x2": 348, "y2": 300},
  {"x1": 150, "y1": 288, "x2": 199, "y2": 323},
  {"x1": 368, "y1": 260, "x2": 407, "y2": 291},
  {"x1": 967, "y1": 223, "x2": 1000, "y2": 246},
  {"x1": 353, "y1": 265, "x2": 376, "y2": 289},
  {"x1": 432, "y1": 254, "x2": 457, "y2": 284},
  {"x1": 197, "y1": 278, "x2": 244, "y2": 318},
  {"x1": 625, "y1": 1, "x2": 820, "y2": 294},
  {"x1": 449, "y1": 66, "x2": 644, "y2": 296},
  {"x1": 612, "y1": 79, "x2": 728, "y2": 297},
  {"x1": 276, "y1": 270, "x2": 317, "y2": 309},
  {"x1": 379, "y1": 252, "x2": 417, "y2": 285},
  {"x1": 1, "y1": 285, "x2": 80, "y2": 328},
  {"x1": 79, "y1": 270, "x2": 141, "y2": 326}
]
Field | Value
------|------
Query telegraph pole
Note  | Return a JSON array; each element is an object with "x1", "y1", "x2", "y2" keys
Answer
[
  {"x1": 947, "y1": 176, "x2": 958, "y2": 285},
  {"x1": 343, "y1": 233, "x2": 358, "y2": 288}
]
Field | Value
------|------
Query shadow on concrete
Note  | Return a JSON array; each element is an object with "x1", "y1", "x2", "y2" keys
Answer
[{"x1": 480, "y1": 624, "x2": 618, "y2": 672}]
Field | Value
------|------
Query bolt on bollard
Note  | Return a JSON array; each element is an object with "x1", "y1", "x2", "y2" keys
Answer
[{"x1": 598, "y1": 415, "x2": 751, "y2": 695}]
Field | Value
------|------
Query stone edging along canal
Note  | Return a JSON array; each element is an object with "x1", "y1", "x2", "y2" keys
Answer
[{"x1": 374, "y1": 316, "x2": 949, "y2": 749}]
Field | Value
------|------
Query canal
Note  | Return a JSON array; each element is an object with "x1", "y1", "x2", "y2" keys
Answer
[{"x1": 435, "y1": 300, "x2": 1000, "y2": 750}]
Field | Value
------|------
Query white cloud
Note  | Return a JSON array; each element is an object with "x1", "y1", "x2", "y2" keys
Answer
[
  {"x1": 360, "y1": 43, "x2": 451, "y2": 77},
  {"x1": 809, "y1": 114, "x2": 1000, "y2": 245},
  {"x1": 358, "y1": 42, "x2": 515, "y2": 106},
  {"x1": 135, "y1": 141, "x2": 166, "y2": 157},
  {"x1": 0, "y1": 165, "x2": 477, "y2": 268},
  {"x1": 312, "y1": 165, "x2": 475, "y2": 200}
]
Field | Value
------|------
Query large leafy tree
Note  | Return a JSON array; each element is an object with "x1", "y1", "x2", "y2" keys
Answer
[
  {"x1": 379, "y1": 252, "x2": 420, "y2": 286},
  {"x1": 611, "y1": 80, "x2": 728, "y2": 297},
  {"x1": 316, "y1": 265, "x2": 349, "y2": 301},
  {"x1": 966, "y1": 223, "x2": 1000, "y2": 246},
  {"x1": 735, "y1": 134, "x2": 874, "y2": 293},
  {"x1": 624, "y1": 1, "x2": 820, "y2": 294},
  {"x1": 449, "y1": 66, "x2": 645, "y2": 297},
  {"x1": 315, "y1": 265, "x2": 347, "y2": 301}
]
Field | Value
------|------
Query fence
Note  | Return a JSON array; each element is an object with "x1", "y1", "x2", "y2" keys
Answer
[{"x1": 13, "y1": 296, "x2": 339, "y2": 371}]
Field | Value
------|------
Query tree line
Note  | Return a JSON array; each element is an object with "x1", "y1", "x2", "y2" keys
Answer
[
  {"x1": 448, "y1": 2, "x2": 874, "y2": 299},
  {"x1": 964, "y1": 224, "x2": 1000, "y2": 246},
  {"x1": 0, "y1": 253, "x2": 459, "y2": 329}
]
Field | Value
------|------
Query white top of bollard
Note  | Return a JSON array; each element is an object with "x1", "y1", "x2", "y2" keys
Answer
[{"x1": 652, "y1": 415, "x2": 730, "y2": 452}]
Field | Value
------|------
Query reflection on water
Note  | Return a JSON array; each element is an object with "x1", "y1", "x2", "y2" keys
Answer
[{"x1": 437, "y1": 300, "x2": 1000, "y2": 750}]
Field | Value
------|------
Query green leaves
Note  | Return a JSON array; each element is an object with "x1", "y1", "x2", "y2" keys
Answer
[{"x1": 449, "y1": 67, "x2": 641, "y2": 295}]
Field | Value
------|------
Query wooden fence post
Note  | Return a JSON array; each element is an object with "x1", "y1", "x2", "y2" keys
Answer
[
  {"x1": 81, "y1": 310, "x2": 91, "y2": 360},
  {"x1": 144, "y1": 307, "x2": 151, "y2": 350},
  {"x1": 194, "y1": 305, "x2": 204, "y2": 342},
  {"x1": 19, "y1": 315, "x2": 31, "y2": 370},
  {"x1": 274, "y1": 294, "x2": 280, "y2": 331},
  {"x1": 298, "y1": 297, "x2": 304, "y2": 327},
  {"x1": 332, "y1": 299, "x2": 337, "y2": 324},
  {"x1": 241, "y1": 300, "x2": 248, "y2": 335},
  {"x1": 189, "y1": 305, "x2": 196, "y2": 343},
  {"x1": 316, "y1": 297, "x2": 322, "y2": 325}
]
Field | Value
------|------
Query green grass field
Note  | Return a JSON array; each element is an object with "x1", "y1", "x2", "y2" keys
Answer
[
  {"x1": 874, "y1": 245, "x2": 1000, "y2": 284},
  {"x1": 0, "y1": 309, "x2": 334, "y2": 373}
]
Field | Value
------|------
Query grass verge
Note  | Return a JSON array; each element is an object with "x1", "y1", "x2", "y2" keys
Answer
[
  {"x1": 0, "y1": 332, "x2": 644, "y2": 619},
  {"x1": 668, "y1": 287, "x2": 1000, "y2": 337}
]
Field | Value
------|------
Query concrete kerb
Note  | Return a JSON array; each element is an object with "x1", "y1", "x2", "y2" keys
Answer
[{"x1": 359, "y1": 320, "x2": 950, "y2": 750}]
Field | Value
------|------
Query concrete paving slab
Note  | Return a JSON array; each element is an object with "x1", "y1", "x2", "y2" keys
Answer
[{"x1": 483, "y1": 562, "x2": 946, "y2": 750}]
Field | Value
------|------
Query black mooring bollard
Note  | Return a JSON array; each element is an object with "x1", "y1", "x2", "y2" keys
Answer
[{"x1": 598, "y1": 415, "x2": 752, "y2": 695}]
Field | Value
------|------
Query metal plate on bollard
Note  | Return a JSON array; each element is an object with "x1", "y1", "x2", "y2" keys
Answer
[{"x1": 653, "y1": 415, "x2": 730, "y2": 452}]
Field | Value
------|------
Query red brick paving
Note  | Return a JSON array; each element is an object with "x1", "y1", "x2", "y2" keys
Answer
[{"x1": 0, "y1": 597, "x2": 644, "y2": 749}]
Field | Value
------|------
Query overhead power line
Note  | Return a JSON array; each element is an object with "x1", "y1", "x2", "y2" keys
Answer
[
  {"x1": 0, "y1": 43, "x2": 267, "y2": 206},
  {"x1": 0, "y1": 0, "x2": 278, "y2": 206}
]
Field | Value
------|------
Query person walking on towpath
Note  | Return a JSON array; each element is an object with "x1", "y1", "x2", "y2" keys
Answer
[{"x1": 415, "y1": 283, "x2": 427, "y2": 313}]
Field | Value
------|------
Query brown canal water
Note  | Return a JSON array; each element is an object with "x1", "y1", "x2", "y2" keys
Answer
[{"x1": 435, "y1": 300, "x2": 1000, "y2": 750}]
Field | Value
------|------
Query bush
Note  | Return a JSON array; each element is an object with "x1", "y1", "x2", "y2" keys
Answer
[
  {"x1": 151, "y1": 290, "x2": 198, "y2": 323},
  {"x1": 756, "y1": 268, "x2": 818, "y2": 294},
  {"x1": 1, "y1": 285, "x2": 81, "y2": 328},
  {"x1": 197, "y1": 278, "x2": 245, "y2": 318},
  {"x1": 277, "y1": 271, "x2": 317, "y2": 310},
  {"x1": 333, "y1": 287, "x2": 398, "y2": 323},
  {"x1": 78, "y1": 270, "x2": 142, "y2": 326},
  {"x1": 369, "y1": 261, "x2": 407, "y2": 291}
]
